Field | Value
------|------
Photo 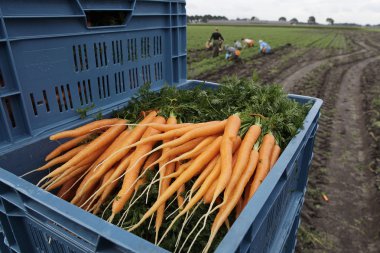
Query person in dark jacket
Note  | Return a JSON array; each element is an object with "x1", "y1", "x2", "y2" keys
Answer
[{"x1": 209, "y1": 28, "x2": 224, "y2": 57}]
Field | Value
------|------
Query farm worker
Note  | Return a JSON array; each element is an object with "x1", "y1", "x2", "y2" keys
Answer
[
  {"x1": 209, "y1": 28, "x2": 224, "y2": 57},
  {"x1": 225, "y1": 46, "x2": 241, "y2": 63},
  {"x1": 259, "y1": 40, "x2": 271, "y2": 54},
  {"x1": 241, "y1": 38, "x2": 255, "y2": 48},
  {"x1": 234, "y1": 40, "x2": 243, "y2": 50}
]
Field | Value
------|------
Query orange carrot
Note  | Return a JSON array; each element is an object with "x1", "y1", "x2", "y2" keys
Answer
[
  {"x1": 73, "y1": 129, "x2": 131, "y2": 199},
  {"x1": 160, "y1": 136, "x2": 218, "y2": 172},
  {"x1": 224, "y1": 125, "x2": 261, "y2": 201},
  {"x1": 84, "y1": 167, "x2": 116, "y2": 211},
  {"x1": 101, "y1": 168, "x2": 116, "y2": 190},
  {"x1": 45, "y1": 163, "x2": 92, "y2": 191},
  {"x1": 164, "y1": 160, "x2": 194, "y2": 179},
  {"x1": 140, "y1": 137, "x2": 204, "y2": 175},
  {"x1": 134, "y1": 151, "x2": 161, "y2": 189},
  {"x1": 125, "y1": 122, "x2": 192, "y2": 132},
  {"x1": 204, "y1": 146, "x2": 240, "y2": 204},
  {"x1": 163, "y1": 137, "x2": 204, "y2": 159},
  {"x1": 176, "y1": 162, "x2": 186, "y2": 209},
  {"x1": 46, "y1": 134, "x2": 90, "y2": 161},
  {"x1": 243, "y1": 177, "x2": 253, "y2": 207},
  {"x1": 158, "y1": 137, "x2": 241, "y2": 245},
  {"x1": 86, "y1": 154, "x2": 133, "y2": 207},
  {"x1": 129, "y1": 136, "x2": 223, "y2": 231},
  {"x1": 40, "y1": 144, "x2": 108, "y2": 190},
  {"x1": 111, "y1": 116, "x2": 166, "y2": 219},
  {"x1": 91, "y1": 157, "x2": 132, "y2": 214},
  {"x1": 37, "y1": 144, "x2": 88, "y2": 172},
  {"x1": 191, "y1": 156, "x2": 219, "y2": 194},
  {"x1": 269, "y1": 144, "x2": 281, "y2": 169},
  {"x1": 158, "y1": 137, "x2": 241, "y2": 246},
  {"x1": 161, "y1": 121, "x2": 226, "y2": 151},
  {"x1": 44, "y1": 119, "x2": 127, "y2": 180},
  {"x1": 118, "y1": 121, "x2": 225, "y2": 158},
  {"x1": 79, "y1": 112, "x2": 157, "y2": 195},
  {"x1": 235, "y1": 197, "x2": 244, "y2": 219},
  {"x1": 57, "y1": 176, "x2": 81, "y2": 201},
  {"x1": 50, "y1": 118, "x2": 120, "y2": 140},
  {"x1": 214, "y1": 115, "x2": 241, "y2": 204},
  {"x1": 77, "y1": 182, "x2": 100, "y2": 210},
  {"x1": 156, "y1": 115, "x2": 178, "y2": 239},
  {"x1": 156, "y1": 139, "x2": 177, "y2": 239},
  {"x1": 158, "y1": 115, "x2": 178, "y2": 187},
  {"x1": 143, "y1": 151, "x2": 161, "y2": 172},
  {"x1": 90, "y1": 129, "x2": 132, "y2": 168},
  {"x1": 203, "y1": 180, "x2": 218, "y2": 204},
  {"x1": 248, "y1": 133, "x2": 275, "y2": 199},
  {"x1": 204, "y1": 148, "x2": 259, "y2": 253}
]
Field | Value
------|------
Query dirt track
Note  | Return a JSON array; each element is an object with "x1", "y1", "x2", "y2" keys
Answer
[{"x1": 190, "y1": 31, "x2": 380, "y2": 252}]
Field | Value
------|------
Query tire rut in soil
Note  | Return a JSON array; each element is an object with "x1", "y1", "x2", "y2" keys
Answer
[
  {"x1": 280, "y1": 40, "x2": 373, "y2": 93},
  {"x1": 317, "y1": 55, "x2": 380, "y2": 253},
  {"x1": 291, "y1": 41, "x2": 380, "y2": 252}
]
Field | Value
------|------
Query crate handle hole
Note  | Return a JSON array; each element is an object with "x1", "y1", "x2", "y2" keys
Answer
[{"x1": 85, "y1": 11, "x2": 129, "y2": 27}]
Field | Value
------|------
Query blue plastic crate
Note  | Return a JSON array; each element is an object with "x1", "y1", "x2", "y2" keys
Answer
[
  {"x1": 0, "y1": 0, "x2": 187, "y2": 154},
  {"x1": 0, "y1": 80, "x2": 322, "y2": 253}
]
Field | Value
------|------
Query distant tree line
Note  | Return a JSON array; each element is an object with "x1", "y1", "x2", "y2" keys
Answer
[
  {"x1": 188, "y1": 14, "x2": 372, "y2": 27},
  {"x1": 187, "y1": 15, "x2": 228, "y2": 23}
]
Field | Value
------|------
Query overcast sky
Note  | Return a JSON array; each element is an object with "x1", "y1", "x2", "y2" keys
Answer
[{"x1": 187, "y1": 0, "x2": 380, "y2": 25}]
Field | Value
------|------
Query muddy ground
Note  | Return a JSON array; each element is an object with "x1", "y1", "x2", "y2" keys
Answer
[{"x1": 191, "y1": 31, "x2": 380, "y2": 252}]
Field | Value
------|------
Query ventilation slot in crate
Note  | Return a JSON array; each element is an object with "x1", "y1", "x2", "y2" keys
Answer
[
  {"x1": 154, "y1": 62, "x2": 163, "y2": 81},
  {"x1": 72, "y1": 45, "x2": 89, "y2": 72},
  {"x1": 3, "y1": 98, "x2": 16, "y2": 128},
  {"x1": 141, "y1": 37, "x2": 150, "y2": 59},
  {"x1": 153, "y1": 36, "x2": 162, "y2": 55},
  {"x1": 29, "y1": 90, "x2": 50, "y2": 116},
  {"x1": 142, "y1": 65, "x2": 151, "y2": 84},
  {"x1": 94, "y1": 42, "x2": 108, "y2": 68},
  {"x1": 129, "y1": 68, "x2": 139, "y2": 89},
  {"x1": 28, "y1": 223, "x2": 49, "y2": 253},
  {"x1": 114, "y1": 71, "x2": 126, "y2": 94},
  {"x1": 0, "y1": 69, "x2": 4, "y2": 88},
  {"x1": 27, "y1": 221, "x2": 79, "y2": 253},
  {"x1": 112, "y1": 40, "x2": 123, "y2": 65},
  {"x1": 55, "y1": 85, "x2": 73, "y2": 112},
  {"x1": 50, "y1": 237, "x2": 67, "y2": 253},
  {"x1": 77, "y1": 80, "x2": 93, "y2": 105},
  {"x1": 127, "y1": 38, "x2": 137, "y2": 61},
  {"x1": 97, "y1": 76, "x2": 110, "y2": 99}
]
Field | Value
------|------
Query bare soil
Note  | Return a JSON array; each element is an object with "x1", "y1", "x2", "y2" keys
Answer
[{"x1": 190, "y1": 30, "x2": 380, "y2": 253}]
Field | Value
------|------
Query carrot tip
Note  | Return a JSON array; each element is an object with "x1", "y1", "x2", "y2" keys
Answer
[{"x1": 108, "y1": 214, "x2": 115, "y2": 223}]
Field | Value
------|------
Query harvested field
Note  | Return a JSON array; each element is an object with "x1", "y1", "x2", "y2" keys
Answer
[{"x1": 188, "y1": 25, "x2": 380, "y2": 253}]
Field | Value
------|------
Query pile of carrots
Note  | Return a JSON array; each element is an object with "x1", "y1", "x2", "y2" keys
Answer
[{"x1": 28, "y1": 110, "x2": 283, "y2": 252}]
